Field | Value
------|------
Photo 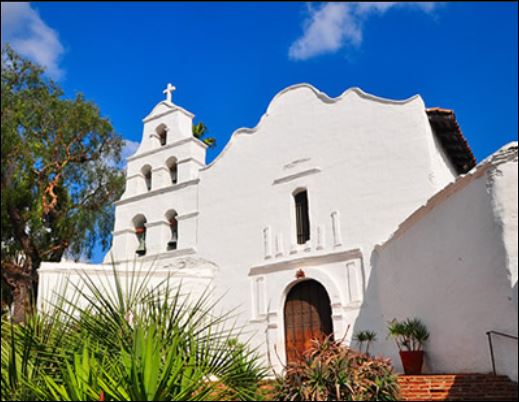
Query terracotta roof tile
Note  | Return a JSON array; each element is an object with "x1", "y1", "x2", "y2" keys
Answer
[{"x1": 426, "y1": 108, "x2": 476, "y2": 174}]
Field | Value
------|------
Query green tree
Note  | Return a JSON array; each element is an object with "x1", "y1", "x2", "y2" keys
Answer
[
  {"x1": 1, "y1": 45, "x2": 125, "y2": 322},
  {"x1": 192, "y1": 121, "x2": 216, "y2": 148}
]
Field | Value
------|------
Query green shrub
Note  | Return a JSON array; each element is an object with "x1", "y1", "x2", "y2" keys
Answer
[
  {"x1": 387, "y1": 318, "x2": 430, "y2": 351},
  {"x1": 1, "y1": 265, "x2": 266, "y2": 401},
  {"x1": 274, "y1": 336, "x2": 400, "y2": 401},
  {"x1": 353, "y1": 330, "x2": 378, "y2": 355}
]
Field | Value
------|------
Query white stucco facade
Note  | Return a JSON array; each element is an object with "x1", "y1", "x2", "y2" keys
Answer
[{"x1": 38, "y1": 84, "x2": 518, "y2": 380}]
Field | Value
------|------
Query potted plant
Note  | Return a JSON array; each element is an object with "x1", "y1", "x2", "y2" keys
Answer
[
  {"x1": 353, "y1": 330, "x2": 377, "y2": 355},
  {"x1": 387, "y1": 318, "x2": 429, "y2": 375}
]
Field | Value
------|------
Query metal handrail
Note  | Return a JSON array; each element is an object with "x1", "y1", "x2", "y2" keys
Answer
[{"x1": 486, "y1": 330, "x2": 518, "y2": 376}]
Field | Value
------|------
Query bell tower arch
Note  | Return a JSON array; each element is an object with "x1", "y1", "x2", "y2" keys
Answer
[{"x1": 108, "y1": 84, "x2": 207, "y2": 262}]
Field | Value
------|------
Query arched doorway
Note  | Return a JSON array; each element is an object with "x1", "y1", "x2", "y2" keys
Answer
[{"x1": 284, "y1": 279, "x2": 334, "y2": 364}]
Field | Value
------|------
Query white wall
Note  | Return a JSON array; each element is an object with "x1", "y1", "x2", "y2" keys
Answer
[
  {"x1": 354, "y1": 145, "x2": 518, "y2": 380},
  {"x1": 196, "y1": 84, "x2": 459, "y2": 372}
]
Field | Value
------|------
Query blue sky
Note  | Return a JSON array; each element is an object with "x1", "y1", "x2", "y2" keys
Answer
[{"x1": 2, "y1": 2, "x2": 518, "y2": 262}]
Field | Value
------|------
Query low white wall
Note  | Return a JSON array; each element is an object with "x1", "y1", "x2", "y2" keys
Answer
[{"x1": 37, "y1": 258, "x2": 217, "y2": 315}]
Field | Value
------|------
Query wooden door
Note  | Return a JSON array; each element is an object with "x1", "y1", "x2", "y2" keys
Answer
[{"x1": 284, "y1": 279, "x2": 333, "y2": 364}]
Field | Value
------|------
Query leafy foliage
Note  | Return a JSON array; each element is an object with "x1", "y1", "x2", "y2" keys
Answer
[
  {"x1": 274, "y1": 336, "x2": 400, "y2": 401},
  {"x1": 1, "y1": 264, "x2": 267, "y2": 401},
  {"x1": 387, "y1": 318, "x2": 430, "y2": 352},
  {"x1": 1, "y1": 45, "x2": 125, "y2": 321},
  {"x1": 353, "y1": 330, "x2": 378, "y2": 355},
  {"x1": 192, "y1": 121, "x2": 216, "y2": 148}
]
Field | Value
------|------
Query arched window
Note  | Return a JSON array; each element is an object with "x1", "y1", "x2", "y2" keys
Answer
[
  {"x1": 294, "y1": 189, "x2": 310, "y2": 245},
  {"x1": 166, "y1": 157, "x2": 178, "y2": 185},
  {"x1": 142, "y1": 165, "x2": 152, "y2": 191},
  {"x1": 165, "y1": 210, "x2": 178, "y2": 250},
  {"x1": 156, "y1": 124, "x2": 167, "y2": 146},
  {"x1": 133, "y1": 215, "x2": 147, "y2": 256}
]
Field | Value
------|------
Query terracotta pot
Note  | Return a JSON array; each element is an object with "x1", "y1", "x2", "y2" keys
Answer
[{"x1": 399, "y1": 350, "x2": 424, "y2": 375}]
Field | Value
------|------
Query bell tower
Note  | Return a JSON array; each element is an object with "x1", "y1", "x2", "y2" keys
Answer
[{"x1": 107, "y1": 84, "x2": 207, "y2": 263}]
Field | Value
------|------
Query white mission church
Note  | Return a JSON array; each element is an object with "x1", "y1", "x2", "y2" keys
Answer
[{"x1": 37, "y1": 83, "x2": 518, "y2": 380}]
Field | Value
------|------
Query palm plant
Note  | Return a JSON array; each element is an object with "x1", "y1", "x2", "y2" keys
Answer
[
  {"x1": 353, "y1": 330, "x2": 377, "y2": 355},
  {"x1": 1, "y1": 263, "x2": 266, "y2": 401},
  {"x1": 192, "y1": 121, "x2": 216, "y2": 148},
  {"x1": 387, "y1": 318, "x2": 429, "y2": 351}
]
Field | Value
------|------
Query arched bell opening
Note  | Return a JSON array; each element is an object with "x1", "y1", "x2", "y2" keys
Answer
[
  {"x1": 165, "y1": 210, "x2": 178, "y2": 251},
  {"x1": 132, "y1": 214, "x2": 147, "y2": 256},
  {"x1": 166, "y1": 156, "x2": 178, "y2": 185},
  {"x1": 156, "y1": 123, "x2": 168, "y2": 146},
  {"x1": 141, "y1": 165, "x2": 152, "y2": 192}
]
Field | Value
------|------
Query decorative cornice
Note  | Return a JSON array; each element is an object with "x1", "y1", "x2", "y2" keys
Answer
[
  {"x1": 115, "y1": 178, "x2": 199, "y2": 206},
  {"x1": 126, "y1": 173, "x2": 143, "y2": 180},
  {"x1": 144, "y1": 220, "x2": 169, "y2": 228},
  {"x1": 177, "y1": 211, "x2": 199, "y2": 221},
  {"x1": 112, "y1": 228, "x2": 135, "y2": 236},
  {"x1": 142, "y1": 101, "x2": 195, "y2": 123},
  {"x1": 37, "y1": 249, "x2": 219, "y2": 278},
  {"x1": 113, "y1": 213, "x2": 199, "y2": 235},
  {"x1": 39, "y1": 248, "x2": 198, "y2": 272},
  {"x1": 127, "y1": 137, "x2": 207, "y2": 163},
  {"x1": 273, "y1": 167, "x2": 321, "y2": 185},
  {"x1": 177, "y1": 157, "x2": 206, "y2": 167},
  {"x1": 249, "y1": 248, "x2": 362, "y2": 276},
  {"x1": 115, "y1": 247, "x2": 198, "y2": 264}
]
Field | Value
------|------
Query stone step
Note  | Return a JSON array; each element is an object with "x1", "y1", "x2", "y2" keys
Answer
[{"x1": 398, "y1": 374, "x2": 518, "y2": 401}]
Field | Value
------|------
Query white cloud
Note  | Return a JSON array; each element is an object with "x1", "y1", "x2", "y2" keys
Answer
[
  {"x1": 121, "y1": 139, "x2": 140, "y2": 161},
  {"x1": 1, "y1": 2, "x2": 65, "y2": 79},
  {"x1": 102, "y1": 139, "x2": 139, "y2": 173},
  {"x1": 289, "y1": 2, "x2": 439, "y2": 61}
]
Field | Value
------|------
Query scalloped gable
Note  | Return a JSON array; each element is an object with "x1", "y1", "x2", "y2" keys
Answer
[{"x1": 201, "y1": 83, "x2": 425, "y2": 171}]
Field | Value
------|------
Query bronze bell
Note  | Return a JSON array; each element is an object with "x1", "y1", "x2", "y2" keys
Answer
[
  {"x1": 168, "y1": 229, "x2": 178, "y2": 250},
  {"x1": 136, "y1": 235, "x2": 146, "y2": 255}
]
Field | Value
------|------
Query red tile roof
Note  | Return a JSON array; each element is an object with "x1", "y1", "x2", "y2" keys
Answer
[{"x1": 426, "y1": 108, "x2": 476, "y2": 174}]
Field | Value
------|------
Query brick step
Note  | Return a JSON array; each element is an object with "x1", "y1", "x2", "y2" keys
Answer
[{"x1": 398, "y1": 374, "x2": 518, "y2": 401}]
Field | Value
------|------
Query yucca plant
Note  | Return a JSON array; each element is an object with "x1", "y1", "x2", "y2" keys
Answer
[
  {"x1": 1, "y1": 306, "x2": 74, "y2": 401},
  {"x1": 1, "y1": 262, "x2": 267, "y2": 401},
  {"x1": 387, "y1": 317, "x2": 430, "y2": 375},
  {"x1": 353, "y1": 330, "x2": 378, "y2": 355},
  {"x1": 274, "y1": 335, "x2": 400, "y2": 401},
  {"x1": 387, "y1": 318, "x2": 429, "y2": 351}
]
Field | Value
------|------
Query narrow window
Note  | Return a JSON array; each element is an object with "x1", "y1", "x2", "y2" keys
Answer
[
  {"x1": 166, "y1": 157, "x2": 178, "y2": 185},
  {"x1": 169, "y1": 163, "x2": 177, "y2": 184},
  {"x1": 294, "y1": 190, "x2": 310, "y2": 244},
  {"x1": 144, "y1": 170, "x2": 152, "y2": 191},
  {"x1": 166, "y1": 210, "x2": 178, "y2": 250},
  {"x1": 142, "y1": 165, "x2": 152, "y2": 191}
]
